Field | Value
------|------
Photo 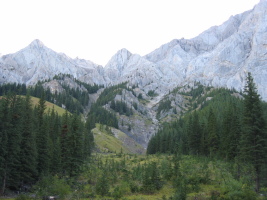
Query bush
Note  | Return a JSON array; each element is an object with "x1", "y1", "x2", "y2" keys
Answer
[
  {"x1": 15, "y1": 194, "x2": 34, "y2": 200},
  {"x1": 33, "y1": 176, "x2": 71, "y2": 199},
  {"x1": 95, "y1": 173, "x2": 110, "y2": 196},
  {"x1": 112, "y1": 186, "x2": 123, "y2": 199},
  {"x1": 221, "y1": 179, "x2": 257, "y2": 200},
  {"x1": 129, "y1": 182, "x2": 140, "y2": 193}
]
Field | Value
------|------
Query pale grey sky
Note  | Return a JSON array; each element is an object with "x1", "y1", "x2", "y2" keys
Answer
[{"x1": 0, "y1": 0, "x2": 259, "y2": 66}]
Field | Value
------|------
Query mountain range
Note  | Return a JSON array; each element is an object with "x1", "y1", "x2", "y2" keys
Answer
[{"x1": 0, "y1": 0, "x2": 267, "y2": 101}]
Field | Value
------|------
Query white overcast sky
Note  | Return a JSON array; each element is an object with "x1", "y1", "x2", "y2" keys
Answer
[{"x1": 0, "y1": 0, "x2": 260, "y2": 66}]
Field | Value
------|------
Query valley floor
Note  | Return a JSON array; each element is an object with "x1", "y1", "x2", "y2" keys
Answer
[{"x1": 3, "y1": 153, "x2": 266, "y2": 200}]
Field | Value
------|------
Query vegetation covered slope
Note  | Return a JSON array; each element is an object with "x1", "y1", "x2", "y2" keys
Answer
[
  {"x1": 92, "y1": 123, "x2": 145, "y2": 154},
  {"x1": 148, "y1": 73, "x2": 267, "y2": 193}
]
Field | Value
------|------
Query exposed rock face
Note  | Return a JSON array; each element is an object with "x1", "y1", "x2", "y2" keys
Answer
[
  {"x1": 0, "y1": 39, "x2": 108, "y2": 86},
  {"x1": 106, "y1": 0, "x2": 267, "y2": 100},
  {"x1": 0, "y1": 1, "x2": 267, "y2": 101}
]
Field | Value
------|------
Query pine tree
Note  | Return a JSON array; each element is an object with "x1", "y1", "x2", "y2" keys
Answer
[
  {"x1": 6, "y1": 94, "x2": 23, "y2": 189},
  {"x1": 221, "y1": 101, "x2": 241, "y2": 160},
  {"x1": 239, "y1": 72, "x2": 266, "y2": 191},
  {"x1": 68, "y1": 113, "x2": 83, "y2": 177},
  {"x1": 0, "y1": 96, "x2": 9, "y2": 195},
  {"x1": 47, "y1": 107, "x2": 61, "y2": 175},
  {"x1": 19, "y1": 94, "x2": 38, "y2": 185},
  {"x1": 207, "y1": 109, "x2": 219, "y2": 157},
  {"x1": 36, "y1": 92, "x2": 50, "y2": 175},
  {"x1": 188, "y1": 112, "x2": 201, "y2": 155},
  {"x1": 60, "y1": 110, "x2": 70, "y2": 176}
]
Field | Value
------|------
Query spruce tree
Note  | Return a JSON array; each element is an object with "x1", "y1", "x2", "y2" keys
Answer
[
  {"x1": 47, "y1": 107, "x2": 61, "y2": 175},
  {"x1": 207, "y1": 109, "x2": 219, "y2": 157},
  {"x1": 36, "y1": 92, "x2": 50, "y2": 175},
  {"x1": 19, "y1": 94, "x2": 38, "y2": 185},
  {"x1": 6, "y1": 94, "x2": 23, "y2": 189},
  {"x1": 239, "y1": 72, "x2": 266, "y2": 191},
  {"x1": 0, "y1": 97, "x2": 9, "y2": 195},
  {"x1": 60, "y1": 110, "x2": 70, "y2": 176},
  {"x1": 68, "y1": 113, "x2": 83, "y2": 177},
  {"x1": 188, "y1": 112, "x2": 201, "y2": 155}
]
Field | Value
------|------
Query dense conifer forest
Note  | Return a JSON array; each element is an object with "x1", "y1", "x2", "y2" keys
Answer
[{"x1": 0, "y1": 92, "x2": 93, "y2": 196}]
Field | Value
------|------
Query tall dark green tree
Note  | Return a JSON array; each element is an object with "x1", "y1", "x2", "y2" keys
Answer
[
  {"x1": 47, "y1": 107, "x2": 61, "y2": 175},
  {"x1": 221, "y1": 101, "x2": 241, "y2": 160},
  {"x1": 188, "y1": 112, "x2": 201, "y2": 155},
  {"x1": 68, "y1": 113, "x2": 83, "y2": 177},
  {"x1": 36, "y1": 92, "x2": 50, "y2": 175},
  {"x1": 0, "y1": 96, "x2": 10, "y2": 195},
  {"x1": 19, "y1": 94, "x2": 38, "y2": 185},
  {"x1": 207, "y1": 109, "x2": 219, "y2": 157},
  {"x1": 6, "y1": 94, "x2": 23, "y2": 190},
  {"x1": 60, "y1": 110, "x2": 70, "y2": 176},
  {"x1": 239, "y1": 72, "x2": 266, "y2": 191}
]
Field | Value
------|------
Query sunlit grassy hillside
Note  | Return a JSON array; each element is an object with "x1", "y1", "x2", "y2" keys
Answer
[{"x1": 92, "y1": 123, "x2": 145, "y2": 154}]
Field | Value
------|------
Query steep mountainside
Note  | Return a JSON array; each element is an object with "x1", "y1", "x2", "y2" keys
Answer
[{"x1": 109, "y1": 0, "x2": 267, "y2": 100}]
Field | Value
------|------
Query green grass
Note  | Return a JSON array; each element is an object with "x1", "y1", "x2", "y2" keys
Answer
[
  {"x1": 0, "y1": 95, "x2": 68, "y2": 116},
  {"x1": 30, "y1": 96, "x2": 67, "y2": 116},
  {"x1": 92, "y1": 124, "x2": 145, "y2": 154}
]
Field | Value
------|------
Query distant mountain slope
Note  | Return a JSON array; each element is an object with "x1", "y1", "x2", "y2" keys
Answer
[
  {"x1": 0, "y1": 39, "x2": 107, "y2": 85},
  {"x1": 0, "y1": 1, "x2": 267, "y2": 100}
]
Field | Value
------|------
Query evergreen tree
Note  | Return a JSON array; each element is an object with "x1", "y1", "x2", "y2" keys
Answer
[
  {"x1": 47, "y1": 107, "x2": 61, "y2": 175},
  {"x1": 68, "y1": 113, "x2": 84, "y2": 177},
  {"x1": 6, "y1": 94, "x2": 23, "y2": 189},
  {"x1": 36, "y1": 92, "x2": 50, "y2": 175},
  {"x1": 60, "y1": 110, "x2": 70, "y2": 176},
  {"x1": 207, "y1": 109, "x2": 219, "y2": 157},
  {"x1": 239, "y1": 72, "x2": 267, "y2": 191},
  {"x1": 0, "y1": 96, "x2": 9, "y2": 195},
  {"x1": 221, "y1": 101, "x2": 241, "y2": 160},
  {"x1": 188, "y1": 112, "x2": 201, "y2": 155},
  {"x1": 19, "y1": 94, "x2": 38, "y2": 185}
]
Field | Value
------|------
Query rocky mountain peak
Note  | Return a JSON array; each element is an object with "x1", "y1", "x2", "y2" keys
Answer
[
  {"x1": 105, "y1": 48, "x2": 132, "y2": 69},
  {"x1": 29, "y1": 39, "x2": 45, "y2": 49}
]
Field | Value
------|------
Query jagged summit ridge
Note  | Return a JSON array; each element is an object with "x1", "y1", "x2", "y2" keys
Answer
[{"x1": 0, "y1": 0, "x2": 267, "y2": 100}]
